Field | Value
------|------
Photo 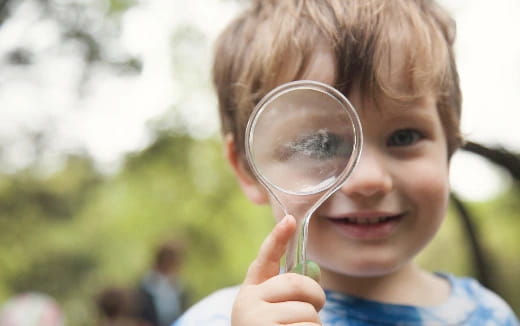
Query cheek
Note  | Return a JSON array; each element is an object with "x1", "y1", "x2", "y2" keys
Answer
[{"x1": 404, "y1": 157, "x2": 450, "y2": 223}]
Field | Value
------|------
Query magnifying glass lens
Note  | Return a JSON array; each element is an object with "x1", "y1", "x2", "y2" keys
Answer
[{"x1": 251, "y1": 87, "x2": 355, "y2": 194}]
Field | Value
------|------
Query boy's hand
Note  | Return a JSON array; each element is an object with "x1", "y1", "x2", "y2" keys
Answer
[{"x1": 231, "y1": 215, "x2": 326, "y2": 326}]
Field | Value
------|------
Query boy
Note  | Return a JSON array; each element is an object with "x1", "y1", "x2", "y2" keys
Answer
[{"x1": 175, "y1": 0, "x2": 519, "y2": 325}]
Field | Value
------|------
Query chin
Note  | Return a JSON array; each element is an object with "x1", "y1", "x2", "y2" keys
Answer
[{"x1": 318, "y1": 255, "x2": 407, "y2": 279}]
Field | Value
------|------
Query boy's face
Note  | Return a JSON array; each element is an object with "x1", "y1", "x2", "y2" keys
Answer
[{"x1": 229, "y1": 51, "x2": 450, "y2": 287}]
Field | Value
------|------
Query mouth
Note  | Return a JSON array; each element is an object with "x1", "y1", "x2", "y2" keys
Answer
[
  {"x1": 325, "y1": 211, "x2": 406, "y2": 239},
  {"x1": 329, "y1": 214, "x2": 404, "y2": 225}
]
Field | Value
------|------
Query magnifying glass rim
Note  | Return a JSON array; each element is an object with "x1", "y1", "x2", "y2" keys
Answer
[{"x1": 245, "y1": 80, "x2": 363, "y2": 196}]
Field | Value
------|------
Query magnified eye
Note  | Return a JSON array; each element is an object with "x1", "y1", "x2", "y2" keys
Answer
[
  {"x1": 277, "y1": 129, "x2": 351, "y2": 161},
  {"x1": 387, "y1": 129, "x2": 423, "y2": 147}
]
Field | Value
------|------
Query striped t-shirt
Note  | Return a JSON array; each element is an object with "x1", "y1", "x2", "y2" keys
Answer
[{"x1": 173, "y1": 273, "x2": 519, "y2": 325}]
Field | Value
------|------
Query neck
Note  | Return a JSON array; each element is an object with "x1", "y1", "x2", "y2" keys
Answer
[{"x1": 320, "y1": 263, "x2": 450, "y2": 306}]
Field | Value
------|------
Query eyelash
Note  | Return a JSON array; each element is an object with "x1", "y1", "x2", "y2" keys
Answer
[{"x1": 386, "y1": 129, "x2": 424, "y2": 147}]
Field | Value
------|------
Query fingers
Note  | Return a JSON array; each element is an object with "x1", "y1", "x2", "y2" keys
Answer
[
  {"x1": 235, "y1": 215, "x2": 324, "y2": 326},
  {"x1": 271, "y1": 301, "x2": 321, "y2": 324},
  {"x1": 244, "y1": 215, "x2": 296, "y2": 285},
  {"x1": 259, "y1": 273, "x2": 326, "y2": 312}
]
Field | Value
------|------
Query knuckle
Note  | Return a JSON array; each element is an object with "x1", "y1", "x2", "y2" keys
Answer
[
  {"x1": 231, "y1": 292, "x2": 267, "y2": 326},
  {"x1": 283, "y1": 272, "x2": 306, "y2": 293},
  {"x1": 315, "y1": 287, "x2": 326, "y2": 308},
  {"x1": 301, "y1": 301, "x2": 319, "y2": 319},
  {"x1": 235, "y1": 285, "x2": 257, "y2": 307},
  {"x1": 284, "y1": 273, "x2": 326, "y2": 310}
]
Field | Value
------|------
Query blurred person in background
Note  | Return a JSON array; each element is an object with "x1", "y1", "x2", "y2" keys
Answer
[
  {"x1": 96, "y1": 286, "x2": 149, "y2": 326},
  {"x1": 0, "y1": 292, "x2": 64, "y2": 326},
  {"x1": 137, "y1": 240, "x2": 189, "y2": 326}
]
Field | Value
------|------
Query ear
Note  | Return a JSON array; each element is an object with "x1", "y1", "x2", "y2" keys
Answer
[{"x1": 224, "y1": 134, "x2": 269, "y2": 204}]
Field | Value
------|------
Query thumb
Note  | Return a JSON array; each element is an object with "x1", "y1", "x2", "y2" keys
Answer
[{"x1": 243, "y1": 215, "x2": 296, "y2": 285}]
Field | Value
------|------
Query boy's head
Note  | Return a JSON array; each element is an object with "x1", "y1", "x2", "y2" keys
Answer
[
  {"x1": 213, "y1": 0, "x2": 462, "y2": 161},
  {"x1": 213, "y1": 0, "x2": 463, "y2": 284}
]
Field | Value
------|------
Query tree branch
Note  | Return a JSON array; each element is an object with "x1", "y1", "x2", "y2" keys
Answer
[
  {"x1": 462, "y1": 141, "x2": 520, "y2": 181},
  {"x1": 450, "y1": 192, "x2": 497, "y2": 291}
]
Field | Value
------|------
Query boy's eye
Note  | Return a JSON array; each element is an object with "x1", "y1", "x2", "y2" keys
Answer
[
  {"x1": 277, "y1": 129, "x2": 351, "y2": 161},
  {"x1": 387, "y1": 129, "x2": 423, "y2": 147}
]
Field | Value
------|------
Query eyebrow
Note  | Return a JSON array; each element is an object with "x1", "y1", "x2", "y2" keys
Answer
[{"x1": 383, "y1": 112, "x2": 441, "y2": 138}]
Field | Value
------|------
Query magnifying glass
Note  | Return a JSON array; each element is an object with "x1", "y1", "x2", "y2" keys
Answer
[{"x1": 245, "y1": 80, "x2": 363, "y2": 276}]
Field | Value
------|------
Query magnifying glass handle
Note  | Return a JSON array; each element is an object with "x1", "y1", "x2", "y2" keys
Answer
[{"x1": 284, "y1": 211, "x2": 320, "y2": 281}]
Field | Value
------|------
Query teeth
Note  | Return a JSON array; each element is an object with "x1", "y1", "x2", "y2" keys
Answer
[{"x1": 345, "y1": 216, "x2": 391, "y2": 224}]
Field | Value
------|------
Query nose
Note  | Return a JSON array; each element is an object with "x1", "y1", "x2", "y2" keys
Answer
[{"x1": 340, "y1": 146, "x2": 392, "y2": 198}]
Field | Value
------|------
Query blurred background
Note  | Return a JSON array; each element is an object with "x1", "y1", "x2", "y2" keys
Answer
[{"x1": 0, "y1": 0, "x2": 518, "y2": 324}]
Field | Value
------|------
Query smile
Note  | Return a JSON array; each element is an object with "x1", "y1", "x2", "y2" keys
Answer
[
  {"x1": 334, "y1": 215, "x2": 401, "y2": 225},
  {"x1": 325, "y1": 212, "x2": 406, "y2": 239}
]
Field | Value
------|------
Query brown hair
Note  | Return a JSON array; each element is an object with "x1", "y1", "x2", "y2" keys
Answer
[
  {"x1": 154, "y1": 240, "x2": 184, "y2": 272},
  {"x1": 213, "y1": 0, "x2": 462, "y2": 158},
  {"x1": 96, "y1": 287, "x2": 139, "y2": 319}
]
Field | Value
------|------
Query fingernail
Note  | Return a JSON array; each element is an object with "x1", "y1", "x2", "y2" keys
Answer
[{"x1": 279, "y1": 215, "x2": 293, "y2": 227}]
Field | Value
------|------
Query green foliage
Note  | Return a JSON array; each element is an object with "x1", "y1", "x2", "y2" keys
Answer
[
  {"x1": 106, "y1": 0, "x2": 137, "y2": 15},
  {"x1": 0, "y1": 132, "x2": 273, "y2": 325},
  {"x1": 469, "y1": 188, "x2": 520, "y2": 311}
]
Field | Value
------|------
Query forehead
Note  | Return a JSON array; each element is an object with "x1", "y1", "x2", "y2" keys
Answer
[{"x1": 299, "y1": 46, "x2": 336, "y2": 85}]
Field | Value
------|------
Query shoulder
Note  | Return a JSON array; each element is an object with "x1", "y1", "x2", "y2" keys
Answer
[
  {"x1": 172, "y1": 286, "x2": 240, "y2": 326},
  {"x1": 443, "y1": 273, "x2": 519, "y2": 325}
]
